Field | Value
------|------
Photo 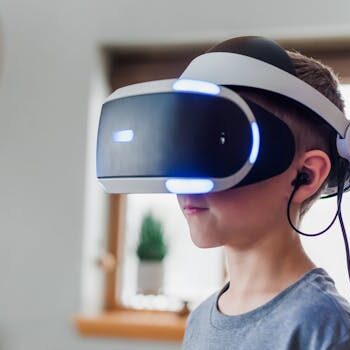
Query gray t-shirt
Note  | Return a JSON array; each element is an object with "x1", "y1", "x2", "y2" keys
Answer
[{"x1": 181, "y1": 267, "x2": 350, "y2": 350}]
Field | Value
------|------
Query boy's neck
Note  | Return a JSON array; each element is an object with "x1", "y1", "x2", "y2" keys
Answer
[{"x1": 219, "y1": 226, "x2": 316, "y2": 315}]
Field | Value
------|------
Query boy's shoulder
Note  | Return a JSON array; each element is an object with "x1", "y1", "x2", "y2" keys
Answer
[
  {"x1": 185, "y1": 268, "x2": 350, "y2": 347},
  {"x1": 297, "y1": 268, "x2": 350, "y2": 318},
  {"x1": 273, "y1": 268, "x2": 350, "y2": 349},
  {"x1": 286, "y1": 269, "x2": 350, "y2": 343}
]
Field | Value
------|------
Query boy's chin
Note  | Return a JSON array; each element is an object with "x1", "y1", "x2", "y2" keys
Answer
[
  {"x1": 193, "y1": 241, "x2": 222, "y2": 249},
  {"x1": 189, "y1": 231, "x2": 224, "y2": 249}
]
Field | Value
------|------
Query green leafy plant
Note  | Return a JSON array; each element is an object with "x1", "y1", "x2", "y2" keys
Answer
[{"x1": 136, "y1": 211, "x2": 168, "y2": 261}]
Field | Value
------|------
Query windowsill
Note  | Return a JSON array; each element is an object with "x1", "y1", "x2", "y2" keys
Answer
[{"x1": 74, "y1": 309, "x2": 187, "y2": 341}]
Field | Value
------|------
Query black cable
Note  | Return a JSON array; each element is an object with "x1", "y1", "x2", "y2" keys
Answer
[
  {"x1": 337, "y1": 160, "x2": 350, "y2": 283},
  {"x1": 286, "y1": 163, "x2": 346, "y2": 237},
  {"x1": 287, "y1": 157, "x2": 350, "y2": 285},
  {"x1": 338, "y1": 207, "x2": 350, "y2": 282}
]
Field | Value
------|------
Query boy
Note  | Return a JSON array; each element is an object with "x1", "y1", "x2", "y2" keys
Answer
[{"x1": 177, "y1": 39, "x2": 350, "y2": 349}]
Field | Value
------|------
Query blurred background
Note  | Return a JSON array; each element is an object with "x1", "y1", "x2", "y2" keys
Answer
[{"x1": 2, "y1": 1, "x2": 350, "y2": 349}]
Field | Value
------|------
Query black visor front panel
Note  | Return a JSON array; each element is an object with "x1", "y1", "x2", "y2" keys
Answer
[
  {"x1": 233, "y1": 100, "x2": 296, "y2": 189},
  {"x1": 97, "y1": 91, "x2": 253, "y2": 179}
]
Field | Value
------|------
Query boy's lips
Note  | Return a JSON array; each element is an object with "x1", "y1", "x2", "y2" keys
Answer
[
  {"x1": 179, "y1": 195, "x2": 208, "y2": 212},
  {"x1": 183, "y1": 204, "x2": 208, "y2": 209},
  {"x1": 183, "y1": 202, "x2": 209, "y2": 214},
  {"x1": 183, "y1": 206, "x2": 209, "y2": 215}
]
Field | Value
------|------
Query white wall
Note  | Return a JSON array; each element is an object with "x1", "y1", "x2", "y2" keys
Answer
[{"x1": 1, "y1": 1, "x2": 350, "y2": 349}]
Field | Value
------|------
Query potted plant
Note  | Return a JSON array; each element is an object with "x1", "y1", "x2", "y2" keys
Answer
[{"x1": 136, "y1": 211, "x2": 168, "y2": 295}]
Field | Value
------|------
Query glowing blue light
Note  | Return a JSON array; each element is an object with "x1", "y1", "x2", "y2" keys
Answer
[
  {"x1": 165, "y1": 178, "x2": 214, "y2": 194},
  {"x1": 249, "y1": 121, "x2": 260, "y2": 164},
  {"x1": 113, "y1": 129, "x2": 134, "y2": 142},
  {"x1": 172, "y1": 79, "x2": 220, "y2": 95}
]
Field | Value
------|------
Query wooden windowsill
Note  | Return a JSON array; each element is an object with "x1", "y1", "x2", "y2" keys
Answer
[{"x1": 74, "y1": 309, "x2": 187, "y2": 341}]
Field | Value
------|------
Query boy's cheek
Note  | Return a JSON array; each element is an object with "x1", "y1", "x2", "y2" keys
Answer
[{"x1": 206, "y1": 180, "x2": 285, "y2": 213}]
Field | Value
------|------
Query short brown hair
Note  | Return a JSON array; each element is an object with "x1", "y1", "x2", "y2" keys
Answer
[{"x1": 234, "y1": 50, "x2": 346, "y2": 220}]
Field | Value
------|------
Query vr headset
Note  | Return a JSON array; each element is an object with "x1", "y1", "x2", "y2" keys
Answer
[{"x1": 96, "y1": 36, "x2": 350, "y2": 198}]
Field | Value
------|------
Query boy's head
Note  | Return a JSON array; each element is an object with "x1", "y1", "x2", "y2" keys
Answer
[{"x1": 177, "y1": 44, "x2": 346, "y2": 249}]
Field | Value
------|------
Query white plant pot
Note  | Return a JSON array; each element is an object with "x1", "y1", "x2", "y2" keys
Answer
[{"x1": 137, "y1": 260, "x2": 164, "y2": 295}]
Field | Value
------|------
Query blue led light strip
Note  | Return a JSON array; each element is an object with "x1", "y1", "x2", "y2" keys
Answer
[
  {"x1": 113, "y1": 129, "x2": 134, "y2": 142},
  {"x1": 249, "y1": 121, "x2": 260, "y2": 164},
  {"x1": 165, "y1": 178, "x2": 214, "y2": 194}
]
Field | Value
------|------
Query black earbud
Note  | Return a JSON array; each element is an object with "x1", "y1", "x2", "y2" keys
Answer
[{"x1": 291, "y1": 171, "x2": 310, "y2": 188}]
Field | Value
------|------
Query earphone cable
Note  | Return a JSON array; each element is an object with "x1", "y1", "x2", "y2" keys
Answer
[
  {"x1": 287, "y1": 157, "x2": 350, "y2": 285},
  {"x1": 337, "y1": 161, "x2": 350, "y2": 282},
  {"x1": 287, "y1": 175, "x2": 345, "y2": 237},
  {"x1": 338, "y1": 206, "x2": 350, "y2": 282},
  {"x1": 287, "y1": 156, "x2": 348, "y2": 237}
]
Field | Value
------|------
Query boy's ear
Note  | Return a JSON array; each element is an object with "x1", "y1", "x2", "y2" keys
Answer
[{"x1": 290, "y1": 150, "x2": 331, "y2": 204}]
